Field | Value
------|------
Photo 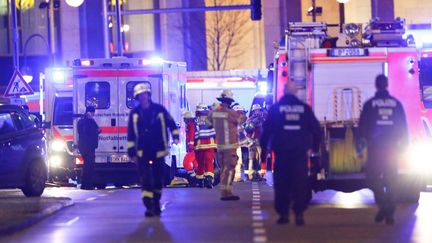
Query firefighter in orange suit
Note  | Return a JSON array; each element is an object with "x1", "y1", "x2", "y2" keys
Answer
[
  {"x1": 183, "y1": 111, "x2": 198, "y2": 186},
  {"x1": 127, "y1": 83, "x2": 179, "y2": 217},
  {"x1": 195, "y1": 103, "x2": 217, "y2": 188},
  {"x1": 245, "y1": 104, "x2": 266, "y2": 181},
  {"x1": 207, "y1": 90, "x2": 246, "y2": 200}
]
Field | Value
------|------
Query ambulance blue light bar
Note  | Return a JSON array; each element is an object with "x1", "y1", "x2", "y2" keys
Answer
[{"x1": 139, "y1": 57, "x2": 164, "y2": 66}]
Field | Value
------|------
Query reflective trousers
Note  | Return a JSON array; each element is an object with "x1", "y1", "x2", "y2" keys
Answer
[
  {"x1": 138, "y1": 157, "x2": 165, "y2": 212},
  {"x1": 195, "y1": 149, "x2": 215, "y2": 179},
  {"x1": 273, "y1": 150, "x2": 311, "y2": 217},
  {"x1": 217, "y1": 149, "x2": 239, "y2": 197},
  {"x1": 248, "y1": 144, "x2": 261, "y2": 178}
]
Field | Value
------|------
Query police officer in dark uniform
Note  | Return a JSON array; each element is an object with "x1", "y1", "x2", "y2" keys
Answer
[
  {"x1": 127, "y1": 83, "x2": 179, "y2": 217},
  {"x1": 77, "y1": 106, "x2": 100, "y2": 190},
  {"x1": 357, "y1": 74, "x2": 408, "y2": 225},
  {"x1": 260, "y1": 81, "x2": 321, "y2": 226}
]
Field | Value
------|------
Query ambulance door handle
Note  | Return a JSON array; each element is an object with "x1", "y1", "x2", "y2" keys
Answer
[
  {"x1": 111, "y1": 119, "x2": 116, "y2": 126},
  {"x1": 113, "y1": 146, "x2": 117, "y2": 150},
  {"x1": 120, "y1": 146, "x2": 124, "y2": 150}
]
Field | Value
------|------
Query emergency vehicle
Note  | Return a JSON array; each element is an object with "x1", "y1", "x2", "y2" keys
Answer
[
  {"x1": 23, "y1": 68, "x2": 74, "y2": 183},
  {"x1": 270, "y1": 19, "x2": 432, "y2": 202},
  {"x1": 72, "y1": 57, "x2": 187, "y2": 188}
]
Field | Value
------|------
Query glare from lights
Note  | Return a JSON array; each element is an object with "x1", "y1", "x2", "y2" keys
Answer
[
  {"x1": 51, "y1": 139, "x2": 67, "y2": 152},
  {"x1": 49, "y1": 155, "x2": 63, "y2": 168},
  {"x1": 336, "y1": 0, "x2": 351, "y2": 3},
  {"x1": 65, "y1": 0, "x2": 84, "y2": 8},
  {"x1": 52, "y1": 71, "x2": 65, "y2": 83},
  {"x1": 108, "y1": 22, "x2": 113, "y2": 28},
  {"x1": 406, "y1": 142, "x2": 432, "y2": 173},
  {"x1": 23, "y1": 75, "x2": 33, "y2": 83},
  {"x1": 222, "y1": 81, "x2": 255, "y2": 88},
  {"x1": 258, "y1": 82, "x2": 268, "y2": 94},
  {"x1": 140, "y1": 59, "x2": 151, "y2": 65},
  {"x1": 81, "y1": 60, "x2": 92, "y2": 66},
  {"x1": 186, "y1": 82, "x2": 218, "y2": 89},
  {"x1": 151, "y1": 57, "x2": 164, "y2": 64},
  {"x1": 122, "y1": 24, "x2": 130, "y2": 32}
]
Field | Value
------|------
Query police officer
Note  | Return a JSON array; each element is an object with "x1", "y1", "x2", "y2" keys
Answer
[
  {"x1": 207, "y1": 89, "x2": 246, "y2": 201},
  {"x1": 77, "y1": 106, "x2": 100, "y2": 190},
  {"x1": 260, "y1": 82, "x2": 321, "y2": 225},
  {"x1": 127, "y1": 83, "x2": 180, "y2": 217},
  {"x1": 357, "y1": 74, "x2": 408, "y2": 225}
]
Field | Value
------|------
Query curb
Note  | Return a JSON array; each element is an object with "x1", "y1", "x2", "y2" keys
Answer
[{"x1": 0, "y1": 198, "x2": 74, "y2": 235}]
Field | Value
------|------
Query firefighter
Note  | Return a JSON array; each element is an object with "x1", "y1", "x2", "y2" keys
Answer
[
  {"x1": 233, "y1": 104, "x2": 249, "y2": 182},
  {"x1": 183, "y1": 111, "x2": 198, "y2": 186},
  {"x1": 207, "y1": 89, "x2": 246, "y2": 200},
  {"x1": 260, "y1": 81, "x2": 321, "y2": 225},
  {"x1": 77, "y1": 106, "x2": 100, "y2": 190},
  {"x1": 245, "y1": 104, "x2": 265, "y2": 181},
  {"x1": 127, "y1": 83, "x2": 180, "y2": 217},
  {"x1": 194, "y1": 103, "x2": 217, "y2": 188},
  {"x1": 357, "y1": 74, "x2": 408, "y2": 225}
]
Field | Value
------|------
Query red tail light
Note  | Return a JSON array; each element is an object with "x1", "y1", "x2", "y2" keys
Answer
[{"x1": 75, "y1": 156, "x2": 84, "y2": 165}]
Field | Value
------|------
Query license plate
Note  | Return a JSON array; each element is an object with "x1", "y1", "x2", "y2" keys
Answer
[
  {"x1": 109, "y1": 155, "x2": 130, "y2": 163},
  {"x1": 328, "y1": 48, "x2": 367, "y2": 57}
]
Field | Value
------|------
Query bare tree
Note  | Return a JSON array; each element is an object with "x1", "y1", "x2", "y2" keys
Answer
[{"x1": 206, "y1": 0, "x2": 251, "y2": 70}]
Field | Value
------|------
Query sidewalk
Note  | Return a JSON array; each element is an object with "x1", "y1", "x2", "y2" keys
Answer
[{"x1": 0, "y1": 196, "x2": 73, "y2": 235}]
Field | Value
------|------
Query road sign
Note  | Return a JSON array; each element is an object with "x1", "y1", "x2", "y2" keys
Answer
[{"x1": 4, "y1": 69, "x2": 34, "y2": 97}]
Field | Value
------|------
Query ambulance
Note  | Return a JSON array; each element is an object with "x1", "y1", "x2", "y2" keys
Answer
[
  {"x1": 72, "y1": 57, "x2": 187, "y2": 188},
  {"x1": 270, "y1": 19, "x2": 432, "y2": 201},
  {"x1": 24, "y1": 68, "x2": 74, "y2": 183}
]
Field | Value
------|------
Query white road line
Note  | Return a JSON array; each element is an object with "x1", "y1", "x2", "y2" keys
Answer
[
  {"x1": 252, "y1": 215, "x2": 264, "y2": 221},
  {"x1": 252, "y1": 222, "x2": 264, "y2": 228},
  {"x1": 253, "y1": 236, "x2": 267, "y2": 243},
  {"x1": 65, "y1": 216, "x2": 80, "y2": 226},
  {"x1": 254, "y1": 228, "x2": 266, "y2": 235},
  {"x1": 252, "y1": 205, "x2": 261, "y2": 210},
  {"x1": 86, "y1": 197, "x2": 97, "y2": 201},
  {"x1": 99, "y1": 194, "x2": 108, "y2": 197},
  {"x1": 252, "y1": 210, "x2": 262, "y2": 215},
  {"x1": 107, "y1": 190, "x2": 115, "y2": 193}
]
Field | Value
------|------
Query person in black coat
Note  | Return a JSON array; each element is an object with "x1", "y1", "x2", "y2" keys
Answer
[
  {"x1": 357, "y1": 74, "x2": 408, "y2": 225},
  {"x1": 260, "y1": 81, "x2": 321, "y2": 226},
  {"x1": 77, "y1": 106, "x2": 100, "y2": 190},
  {"x1": 127, "y1": 83, "x2": 179, "y2": 217}
]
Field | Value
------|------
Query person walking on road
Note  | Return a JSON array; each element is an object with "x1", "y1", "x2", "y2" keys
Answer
[
  {"x1": 77, "y1": 106, "x2": 100, "y2": 190},
  {"x1": 357, "y1": 74, "x2": 408, "y2": 225},
  {"x1": 260, "y1": 82, "x2": 321, "y2": 225},
  {"x1": 127, "y1": 83, "x2": 180, "y2": 217},
  {"x1": 207, "y1": 89, "x2": 246, "y2": 201}
]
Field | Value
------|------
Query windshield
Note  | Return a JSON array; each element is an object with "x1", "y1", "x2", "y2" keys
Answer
[{"x1": 53, "y1": 97, "x2": 73, "y2": 125}]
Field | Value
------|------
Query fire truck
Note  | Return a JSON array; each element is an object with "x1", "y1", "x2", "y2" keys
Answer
[
  {"x1": 24, "y1": 68, "x2": 74, "y2": 183},
  {"x1": 72, "y1": 57, "x2": 187, "y2": 188},
  {"x1": 270, "y1": 19, "x2": 432, "y2": 201}
]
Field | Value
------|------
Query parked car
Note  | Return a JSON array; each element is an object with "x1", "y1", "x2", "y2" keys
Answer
[{"x1": 0, "y1": 104, "x2": 48, "y2": 197}]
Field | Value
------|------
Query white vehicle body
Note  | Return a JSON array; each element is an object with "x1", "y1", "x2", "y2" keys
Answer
[{"x1": 72, "y1": 58, "x2": 187, "y2": 185}]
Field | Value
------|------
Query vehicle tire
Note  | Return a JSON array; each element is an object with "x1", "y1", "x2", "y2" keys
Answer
[{"x1": 22, "y1": 160, "x2": 48, "y2": 197}]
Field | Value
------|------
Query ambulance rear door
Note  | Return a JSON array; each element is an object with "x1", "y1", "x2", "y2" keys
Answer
[
  {"x1": 74, "y1": 69, "x2": 119, "y2": 162},
  {"x1": 118, "y1": 69, "x2": 162, "y2": 156}
]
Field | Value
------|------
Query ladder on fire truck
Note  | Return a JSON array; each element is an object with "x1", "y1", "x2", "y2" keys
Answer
[{"x1": 285, "y1": 22, "x2": 327, "y2": 102}]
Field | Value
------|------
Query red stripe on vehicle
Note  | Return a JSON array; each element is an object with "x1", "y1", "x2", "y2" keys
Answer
[
  {"x1": 75, "y1": 70, "x2": 162, "y2": 77},
  {"x1": 100, "y1": 126, "x2": 128, "y2": 134}
]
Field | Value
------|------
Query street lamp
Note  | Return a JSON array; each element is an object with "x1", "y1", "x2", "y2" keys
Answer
[
  {"x1": 21, "y1": 34, "x2": 49, "y2": 83},
  {"x1": 65, "y1": 0, "x2": 85, "y2": 8}
]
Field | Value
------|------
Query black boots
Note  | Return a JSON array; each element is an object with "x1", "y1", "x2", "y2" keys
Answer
[
  {"x1": 277, "y1": 216, "x2": 289, "y2": 225},
  {"x1": 295, "y1": 214, "x2": 305, "y2": 226},
  {"x1": 204, "y1": 176, "x2": 214, "y2": 189}
]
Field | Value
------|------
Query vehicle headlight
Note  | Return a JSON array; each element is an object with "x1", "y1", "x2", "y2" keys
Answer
[
  {"x1": 406, "y1": 142, "x2": 432, "y2": 173},
  {"x1": 49, "y1": 155, "x2": 63, "y2": 168},
  {"x1": 51, "y1": 139, "x2": 66, "y2": 152}
]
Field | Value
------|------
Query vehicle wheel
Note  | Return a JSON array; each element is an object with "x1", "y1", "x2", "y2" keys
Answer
[
  {"x1": 22, "y1": 160, "x2": 47, "y2": 197},
  {"x1": 96, "y1": 184, "x2": 106, "y2": 190}
]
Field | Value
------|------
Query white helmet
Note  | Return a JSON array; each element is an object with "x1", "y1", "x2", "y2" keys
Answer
[
  {"x1": 217, "y1": 89, "x2": 235, "y2": 102},
  {"x1": 233, "y1": 105, "x2": 246, "y2": 112},
  {"x1": 196, "y1": 103, "x2": 208, "y2": 112},
  {"x1": 134, "y1": 83, "x2": 151, "y2": 97},
  {"x1": 251, "y1": 104, "x2": 262, "y2": 112},
  {"x1": 183, "y1": 111, "x2": 194, "y2": 119}
]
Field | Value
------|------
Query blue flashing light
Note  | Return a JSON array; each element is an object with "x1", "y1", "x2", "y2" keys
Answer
[{"x1": 52, "y1": 70, "x2": 65, "y2": 83}]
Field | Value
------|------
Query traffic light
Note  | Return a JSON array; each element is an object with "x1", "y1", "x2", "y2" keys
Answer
[{"x1": 251, "y1": 0, "x2": 261, "y2": 21}]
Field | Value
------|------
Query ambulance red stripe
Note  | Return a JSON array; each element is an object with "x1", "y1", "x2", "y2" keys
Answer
[
  {"x1": 75, "y1": 70, "x2": 162, "y2": 77},
  {"x1": 100, "y1": 126, "x2": 128, "y2": 134}
]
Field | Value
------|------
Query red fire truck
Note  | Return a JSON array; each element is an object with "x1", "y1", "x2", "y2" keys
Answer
[{"x1": 270, "y1": 20, "x2": 432, "y2": 201}]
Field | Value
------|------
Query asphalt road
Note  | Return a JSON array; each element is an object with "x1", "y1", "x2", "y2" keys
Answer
[{"x1": 0, "y1": 181, "x2": 431, "y2": 243}]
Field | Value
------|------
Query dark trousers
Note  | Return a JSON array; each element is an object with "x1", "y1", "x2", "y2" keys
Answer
[
  {"x1": 81, "y1": 149, "x2": 95, "y2": 188},
  {"x1": 273, "y1": 150, "x2": 311, "y2": 217},
  {"x1": 366, "y1": 150, "x2": 398, "y2": 217},
  {"x1": 138, "y1": 157, "x2": 165, "y2": 212}
]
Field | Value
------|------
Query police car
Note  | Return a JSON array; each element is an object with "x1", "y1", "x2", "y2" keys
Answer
[{"x1": 0, "y1": 103, "x2": 48, "y2": 197}]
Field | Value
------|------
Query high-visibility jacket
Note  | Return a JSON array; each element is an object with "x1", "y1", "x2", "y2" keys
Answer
[
  {"x1": 127, "y1": 102, "x2": 179, "y2": 159},
  {"x1": 207, "y1": 104, "x2": 246, "y2": 151},
  {"x1": 185, "y1": 119, "x2": 196, "y2": 149},
  {"x1": 195, "y1": 117, "x2": 217, "y2": 150}
]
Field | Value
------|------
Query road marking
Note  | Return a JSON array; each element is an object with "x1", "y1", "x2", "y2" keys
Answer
[
  {"x1": 99, "y1": 194, "x2": 108, "y2": 197},
  {"x1": 253, "y1": 236, "x2": 267, "y2": 243},
  {"x1": 252, "y1": 222, "x2": 264, "y2": 227},
  {"x1": 252, "y1": 210, "x2": 262, "y2": 215},
  {"x1": 65, "y1": 216, "x2": 80, "y2": 226},
  {"x1": 107, "y1": 190, "x2": 115, "y2": 193},
  {"x1": 254, "y1": 228, "x2": 266, "y2": 234},
  {"x1": 86, "y1": 197, "x2": 97, "y2": 201},
  {"x1": 252, "y1": 215, "x2": 263, "y2": 221},
  {"x1": 252, "y1": 205, "x2": 261, "y2": 210}
]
